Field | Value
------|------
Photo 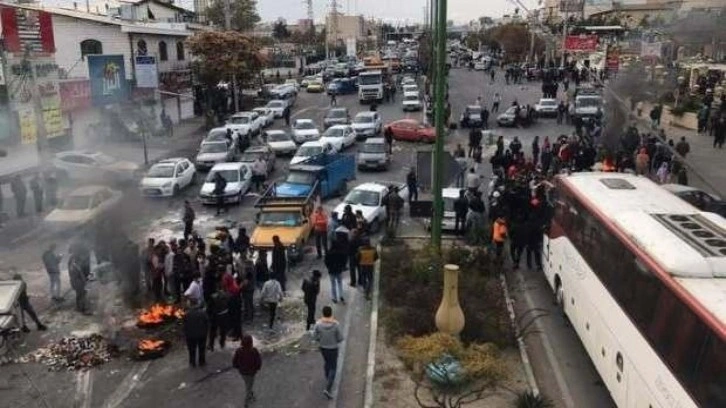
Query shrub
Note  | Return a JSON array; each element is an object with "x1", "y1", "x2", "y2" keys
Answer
[{"x1": 515, "y1": 391, "x2": 554, "y2": 408}]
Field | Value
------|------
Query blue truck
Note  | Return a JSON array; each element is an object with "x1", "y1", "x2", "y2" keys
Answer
[
  {"x1": 274, "y1": 153, "x2": 356, "y2": 200},
  {"x1": 327, "y1": 78, "x2": 358, "y2": 95}
]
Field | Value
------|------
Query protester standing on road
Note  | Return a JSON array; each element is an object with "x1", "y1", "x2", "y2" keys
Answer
[
  {"x1": 466, "y1": 168, "x2": 481, "y2": 195},
  {"x1": 222, "y1": 265, "x2": 241, "y2": 341},
  {"x1": 212, "y1": 172, "x2": 227, "y2": 216},
  {"x1": 12, "y1": 272, "x2": 47, "y2": 332},
  {"x1": 29, "y1": 173, "x2": 43, "y2": 214},
  {"x1": 260, "y1": 274, "x2": 283, "y2": 329},
  {"x1": 357, "y1": 239, "x2": 377, "y2": 300},
  {"x1": 42, "y1": 244, "x2": 62, "y2": 301},
  {"x1": 492, "y1": 217, "x2": 508, "y2": 260},
  {"x1": 251, "y1": 158, "x2": 266, "y2": 192},
  {"x1": 384, "y1": 126, "x2": 393, "y2": 155},
  {"x1": 531, "y1": 136, "x2": 541, "y2": 167},
  {"x1": 302, "y1": 270, "x2": 322, "y2": 330},
  {"x1": 314, "y1": 306, "x2": 344, "y2": 399},
  {"x1": 492, "y1": 93, "x2": 501, "y2": 113},
  {"x1": 232, "y1": 334, "x2": 262, "y2": 406},
  {"x1": 208, "y1": 269, "x2": 231, "y2": 350},
  {"x1": 240, "y1": 265, "x2": 255, "y2": 322},
  {"x1": 271, "y1": 235, "x2": 287, "y2": 293},
  {"x1": 454, "y1": 190, "x2": 468, "y2": 236},
  {"x1": 183, "y1": 200, "x2": 195, "y2": 240},
  {"x1": 325, "y1": 240, "x2": 347, "y2": 304},
  {"x1": 330, "y1": 91, "x2": 337, "y2": 107},
  {"x1": 675, "y1": 136, "x2": 690, "y2": 158},
  {"x1": 46, "y1": 172, "x2": 58, "y2": 207},
  {"x1": 10, "y1": 175, "x2": 26, "y2": 217},
  {"x1": 383, "y1": 186, "x2": 404, "y2": 230},
  {"x1": 406, "y1": 169, "x2": 418, "y2": 204},
  {"x1": 283, "y1": 105, "x2": 291, "y2": 126},
  {"x1": 183, "y1": 299, "x2": 208, "y2": 367},
  {"x1": 312, "y1": 206, "x2": 328, "y2": 259},
  {"x1": 69, "y1": 254, "x2": 89, "y2": 314}
]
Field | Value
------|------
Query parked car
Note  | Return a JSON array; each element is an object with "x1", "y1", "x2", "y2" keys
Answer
[
  {"x1": 292, "y1": 119, "x2": 321, "y2": 144},
  {"x1": 206, "y1": 127, "x2": 248, "y2": 152},
  {"x1": 265, "y1": 100, "x2": 288, "y2": 118},
  {"x1": 323, "y1": 107, "x2": 351, "y2": 129},
  {"x1": 661, "y1": 184, "x2": 726, "y2": 217},
  {"x1": 300, "y1": 76, "x2": 316, "y2": 88},
  {"x1": 290, "y1": 141, "x2": 333, "y2": 165},
  {"x1": 265, "y1": 130, "x2": 297, "y2": 156},
  {"x1": 384, "y1": 119, "x2": 436, "y2": 143},
  {"x1": 534, "y1": 98, "x2": 558, "y2": 117},
  {"x1": 402, "y1": 84, "x2": 419, "y2": 94},
  {"x1": 226, "y1": 111, "x2": 262, "y2": 137},
  {"x1": 252, "y1": 107, "x2": 275, "y2": 127},
  {"x1": 140, "y1": 157, "x2": 196, "y2": 197},
  {"x1": 459, "y1": 105, "x2": 483, "y2": 128},
  {"x1": 238, "y1": 145, "x2": 275, "y2": 176},
  {"x1": 400, "y1": 76, "x2": 416, "y2": 86},
  {"x1": 357, "y1": 137, "x2": 390, "y2": 170},
  {"x1": 333, "y1": 182, "x2": 407, "y2": 233},
  {"x1": 52, "y1": 151, "x2": 139, "y2": 184},
  {"x1": 44, "y1": 185, "x2": 122, "y2": 230},
  {"x1": 199, "y1": 162, "x2": 252, "y2": 205},
  {"x1": 195, "y1": 140, "x2": 237, "y2": 170},
  {"x1": 352, "y1": 111, "x2": 382, "y2": 139},
  {"x1": 496, "y1": 106, "x2": 518, "y2": 127},
  {"x1": 319, "y1": 125, "x2": 356, "y2": 152},
  {"x1": 307, "y1": 81, "x2": 324, "y2": 93},
  {"x1": 401, "y1": 92, "x2": 422, "y2": 111},
  {"x1": 284, "y1": 78, "x2": 300, "y2": 92}
]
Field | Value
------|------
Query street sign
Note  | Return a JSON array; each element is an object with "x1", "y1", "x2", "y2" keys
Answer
[{"x1": 135, "y1": 55, "x2": 159, "y2": 88}]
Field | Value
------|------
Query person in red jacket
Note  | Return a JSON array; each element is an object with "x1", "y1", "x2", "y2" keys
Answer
[{"x1": 232, "y1": 334, "x2": 262, "y2": 406}]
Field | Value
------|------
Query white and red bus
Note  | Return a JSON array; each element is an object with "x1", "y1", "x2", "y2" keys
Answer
[{"x1": 543, "y1": 172, "x2": 725, "y2": 408}]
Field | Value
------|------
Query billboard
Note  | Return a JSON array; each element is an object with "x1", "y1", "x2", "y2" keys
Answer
[
  {"x1": 559, "y1": 0, "x2": 584, "y2": 12},
  {"x1": 641, "y1": 42, "x2": 662, "y2": 59},
  {"x1": 88, "y1": 55, "x2": 127, "y2": 105},
  {"x1": 60, "y1": 80, "x2": 91, "y2": 112},
  {"x1": 0, "y1": 6, "x2": 55, "y2": 55},
  {"x1": 135, "y1": 55, "x2": 159, "y2": 88},
  {"x1": 565, "y1": 35, "x2": 599, "y2": 52},
  {"x1": 606, "y1": 46, "x2": 620, "y2": 72}
]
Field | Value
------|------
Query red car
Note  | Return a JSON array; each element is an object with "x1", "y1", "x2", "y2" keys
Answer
[{"x1": 384, "y1": 119, "x2": 436, "y2": 143}]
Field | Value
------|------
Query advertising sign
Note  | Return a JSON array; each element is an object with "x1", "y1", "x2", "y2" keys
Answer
[
  {"x1": 0, "y1": 7, "x2": 55, "y2": 55},
  {"x1": 565, "y1": 35, "x2": 599, "y2": 52},
  {"x1": 135, "y1": 55, "x2": 159, "y2": 88},
  {"x1": 88, "y1": 55, "x2": 127, "y2": 105},
  {"x1": 60, "y1": 80, "x2": 91, "y2": 111},
  {"x1": 641, "y1": 42, "x2": 662, "y2": 59},
  {"x1": 606, "y1": 46, "x2": 620, "y2": 72}
]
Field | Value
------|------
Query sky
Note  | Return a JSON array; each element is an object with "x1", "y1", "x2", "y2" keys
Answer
[{"x1": 257, "y1": 0, "x2": 539, "y2": 25}]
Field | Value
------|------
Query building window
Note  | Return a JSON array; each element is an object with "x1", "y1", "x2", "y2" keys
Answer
[
  {"x1": 159, "y1": 41, "x2": 168, "y2": 61},
  {"x1": 80, "y1": 39, "x2": 102, "y2": 59},
  {"x1": 176, "y1": 41, "x2": 185, "y2": 61},
  {"x1": 137, "y1": 39, "x2": 148, "y2": 55}
]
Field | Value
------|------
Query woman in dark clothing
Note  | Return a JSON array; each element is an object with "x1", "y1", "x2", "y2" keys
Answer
[
  {"x1": 254, "y1": 250, "x2": 269, "y2": 290},
  {"x1": 271, "y1": 235, "x2": 287, "y2": 293},
  {"x1": 236, "y1": 227, "x2": 250, "y2": 255}
]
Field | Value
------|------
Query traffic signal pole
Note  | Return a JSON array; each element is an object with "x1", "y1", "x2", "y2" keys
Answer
[{"x1": 430, "y1": 0, "x2": 447, "y2": 249}]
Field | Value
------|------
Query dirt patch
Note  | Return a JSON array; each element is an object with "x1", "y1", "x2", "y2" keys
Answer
[{"x1": 373, "y1": 328, "x2": 529, "y2": 407}]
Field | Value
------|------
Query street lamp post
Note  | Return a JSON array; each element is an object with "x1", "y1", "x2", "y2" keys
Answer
[{"x1": 431, "y1": 0, "x2": 447, "y2": 249}]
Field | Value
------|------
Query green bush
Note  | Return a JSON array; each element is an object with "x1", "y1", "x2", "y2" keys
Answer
[{"x1": 515, "y1": 391, "x2": 553, "y2": 408}]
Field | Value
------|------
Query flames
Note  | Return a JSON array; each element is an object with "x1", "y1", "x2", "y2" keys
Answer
[
  {"x1": 138, "y1": 339, "x2": 166, "y2": 351},
  {"x1": 135, "y1": 338, "x2": 170, "y2": 360},
  {"x1": 136, "y1": 304, "x2": 185, "y2": 328}
]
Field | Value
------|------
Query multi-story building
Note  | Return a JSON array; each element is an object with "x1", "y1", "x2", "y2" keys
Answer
[{"x1": 326, "y1": 12, "x2": 367, "y2": 45}]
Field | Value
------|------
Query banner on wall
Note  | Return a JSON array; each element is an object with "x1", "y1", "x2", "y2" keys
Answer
[
  {"x1": 565, "y1": 35, "x2": 599, "y2": 52},
  {"x1": 606, "y1": 46, "x2": 620, "y2": 72},
  {"x1": 135, "y1": 55, "x2": 159, "y2": 88},
  {"x1": 641, "y1": 42, "x2": 662, "y2": 59},
  {"x1": 0, "y1": 6, "x2": 55, "y2": 55},
  {"x1": 88, "y1": 55, "x2": 127, "y2": 105}
]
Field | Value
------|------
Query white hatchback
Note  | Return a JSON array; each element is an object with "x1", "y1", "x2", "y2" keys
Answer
[
  {"x1": 319, "y1": 125, "x2": 356, "y2": 152},
  {"x1": 140, "y1": 157, "x2": 196, "y2": 197},
  {"x1": 199, "y1": 162, "x2": 252, "y2": 205},
  {"x1": 292, "y1": 119, "x2": 321, "y2": 144}
]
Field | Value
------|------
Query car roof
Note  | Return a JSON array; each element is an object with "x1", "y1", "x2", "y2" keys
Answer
[
  {"x1": 300, "y1": 141, "x2": 325, "y2": 147},
  {"x1": 56, "y1": 150, "x2": 104, "y2": 157},
  {"x1": 466, "y1": 105, "x2": 481, "y2": 109},
  {"x1": 252, "y1": 107, "x2": 268, "y2": 111},
  {"x1": 355, "y1": 111, "x2": 377, "y2": 117},
  {"x1": 365, "y1": 137, "x2": 385, "y2": 144},
  {"x1": 209, "y1": 162, "x2": 247, "y2": 171},
  {"x1": 539, "y1": 98, "x2": 557, "y2": 102},
  {"x1": 329, "y1": 107, "x2": 348, "y2": 112},
  {"x1": 68, "y1": 185, "x2": 112, "y2": 195},
  {"x1": 352, "y1": 182, "x2": 388, "y2": 193},
  {"x1": 295, "y1": 118, "x2": 314, "y2": 123},
  {"x1": 231, "y1": 111, "x2": 254, "y2": 117},
  {"x1": 442, "y1": 187, "x2": 462, "y2": 198},
  {"x1": 155, "y1": 158, "x2": 187, "y2": 165},
  {"x1": 403, "y1": 91, "x2": 420, "y2": 97},
  {"x1": 202, "y1": 140, "x2": 228, "y2": 145},
  {"x1": 267, "y1": 99, "x2": 285, "y2": 104},
  {"x1": 327, "y1": 124, "x2": 349, "y2": 130},
  {"x1": 391, "y1": 119, "x2": 420, "y2": 125},
  {"x1": 266, "y1": 129, "x2": 287, "y2": 135}
]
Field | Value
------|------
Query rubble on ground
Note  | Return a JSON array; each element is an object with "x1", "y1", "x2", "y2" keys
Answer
[{"x1": 22, "y1": 334, "x2": 113, "y2": 371}]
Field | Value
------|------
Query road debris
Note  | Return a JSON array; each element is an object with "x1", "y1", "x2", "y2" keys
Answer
[{"x1": 24, "y1": 334, "x2": 113, "y2": 371}]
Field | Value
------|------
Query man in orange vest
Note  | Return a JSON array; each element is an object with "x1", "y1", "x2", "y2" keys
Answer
[
  {"x1": 312, "y1": 206, "x2": 328, "y2": 259},
  {"x1": 492, "y1": 216, "x2": 508, "y2": 260}
]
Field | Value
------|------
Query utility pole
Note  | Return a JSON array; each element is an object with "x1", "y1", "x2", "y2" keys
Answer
[
  {"x1": 431, "y1": 0, "x2": 447, "y2": 249},
  {"x1": 560, "y1": 8, "x2": 568, "y2": 68},
  {"x1": 223, "y1": 0, "x2": 239, "y2": 113}
]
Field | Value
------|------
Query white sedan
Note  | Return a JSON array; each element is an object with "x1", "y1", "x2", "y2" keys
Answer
[
  {"x1": 199, "y1": 162, "x2": 252, "y2": 205},
  {"x1": 44, "y1": 185, "x2": 122, "y2": 230},
  {"x1": 252, "y1": 107, "x2": 275, "y2": 127},
  {"x1": 139, "y1": 157, "x2": 196, "y2": 197},
  {"x1": 319, "y1": 125, "x2": 356, "y2": 152},
  {"x1": 52, "y1": 151, "x2": 139, "y2": 184},
  {"x1": 290, "y1": 141, "x2": 332, "y2": 165},
  {"x1": 333, "y1": 182, "x2": 407, "y2": 233},
  {"x1": 292, "y1": 119, "x2": 321, "y2": 144},
  {"x1": 265, "y1": 130, "x2": 297, "y2": 156},
  {"x1": 266, "y1": 100, "x2": 287, "y2": 118}
]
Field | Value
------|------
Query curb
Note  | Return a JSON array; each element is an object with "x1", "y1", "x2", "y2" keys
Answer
[
  {"x1": 499, "y1": 272, "x2": 540, "y2": 396},
  {"x1": 363, "y1": 244, "x2": 382, "y2": 408}
]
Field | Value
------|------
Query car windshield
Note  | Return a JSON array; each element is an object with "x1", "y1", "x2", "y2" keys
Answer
[
  {"x1": 296, "y1": 146, "x2": 322, "y2": 156},
  {"x1": 327, "y1": 110, "x2": 347, "y2": 119},
  {"x1": 259, "y1": 211, "x2": 302, "y2": 227},
  {"x1": 576, "y1": 97, "x2": 601, "y2": 108},
  {"x1": 324, "y1": 128, "x2": 344, "y2": 138},
  {"x1": 200, "y1": 143, "x2": 227, "y2": 153},
  {"x1": 206, "y1": 169, "x2": 239, "y2": 183},
  {"x1": 361, "y1": 143, "x2": 385, "y2": 153},
  {"x1": 467, "y1": 107, "x2": 482, "y2": 114},
  {"x1": 354, "y1": 115, "x2": 373, "y2": 123},
  {"x1": 404, "y1": 95, "x2": 418, "y2": 101},
  {"x1": 228, "y1": 116, "x2": 250, "y2": 124},
  {"x1": 207, "y1": 129, "x2": 228, "y2": 140},
  {"x1": 359, "y1": 74, "x2": 381, "y2": 85},
  {"x1": 286, "y1": 171, "x2": 315, "y2": 184},
  {"x1": 505, "y1": 107, "x2": 517, "y2": 115},
  {"x1": 267, "y1": 102, "x2": 283, "y2": 108},
  {"x1": 267, "y1": 132, "x2": 290, "y2": 142},
  {"x1": 147, "y1": 165, "x2": 174, "y2": 178},
  {"x1": 295, "y1": 121, "x2": 316, "y2": 130},
  {"x1": 540, "y1": 100, "x2": 556, "y2": 106},
  {"x1": 345, "y1": 190, "x2": 380, "y2": 206},
  {"x1": 253, "y1": 109, "x2": 267, "y2": 115},
  {"x1": 60, "y1": 195, "x2": 91, "y2": 210}
]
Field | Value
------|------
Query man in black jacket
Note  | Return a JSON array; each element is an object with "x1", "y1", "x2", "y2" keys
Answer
[
  {"x1": 12, "y1": 272, "x2": 47, "y2": 332},
  {"x1": 302, "y1": 270, "x2": 321, "y2": 330},
  {"x1": 271, "y1": 235, "x2": 287, "y2": 292},
  {"x1": 183, "y1": 299, "x2": 209, "y2": 367},
  {"x1": 212, "y1": 172, "x2": 227, "y2": 215},
  {"x1": 453, "y1": 190, "x2": 469, "y2": 236}
]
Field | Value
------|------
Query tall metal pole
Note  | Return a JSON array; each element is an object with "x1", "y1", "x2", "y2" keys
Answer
[
  {"x1": 224, "y1": 0, "x2": 239, "y2": 113},
  {"x1": 431, "y1": 0, "x2": 446, "y2": 249},
  {"x1": 560, "y1": 9, "x2": 568, "y2": 68}
]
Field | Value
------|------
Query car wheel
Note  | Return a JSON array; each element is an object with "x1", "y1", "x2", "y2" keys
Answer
[{"x1": 172, "y1": 184, "x2": 180, "y2": 197}]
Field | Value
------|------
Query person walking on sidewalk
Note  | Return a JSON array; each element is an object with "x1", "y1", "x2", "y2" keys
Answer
[
  {"x1": 10, "y1": 175, "x2": 27, "y2": 217},
  {"x1": 357, "y1": 239, "x2": 378, "y2": 300},
  {"x1": 406, "y1": 169, "x2": 418, "y2": 204},
  {"x1": 271, "y1": 235, "x2": 287, "y2": 293},
  {"x1": 212, "y1": 172, "x2": 227, "y2": 216},
  {"x1": 208, "y1": 270, "x2": 231, "y2": 351},
  {"x1": 260, "y1": 274, "x2": 283, "y2": 329},
  {"x1": 29, "y1": 173, "x2": 43, "y2": 214},
  {"x1": 42, "y1": 243, "x2": 63, "y2": 301},
  {"x1": 675, "y1": 136, "x2": 690, "y2": 158},
  {"x1": 312, "y1": 206, "x2": 328, "y2": 259},
  {"x1": 283, "y1": 105, "x2": 291, "y2": 126},
  {"x1": 182, "y1": 200, "x2": 195, "y2": 240},
  {"x1": 302, "y1": 269, "x2": 322, "y2": 330},
  {"x1": 12, "y1": 272, "x2": 47, "y2": 332},
  {"x1": 183, "y1": 299, "x2": 208, "y2": 367},
  {"x1": 232, "y1": 334, "x2": 262, "y2": 407},
  {"x1": 492, "y1": 93, "x2": 501, "y2": 113},
  {"x1": 313, "y1": 306, "x2": 344, "y2": 399},
  {"x1": 325, "y1": 240, "x2": 347, "y2": 304}
]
